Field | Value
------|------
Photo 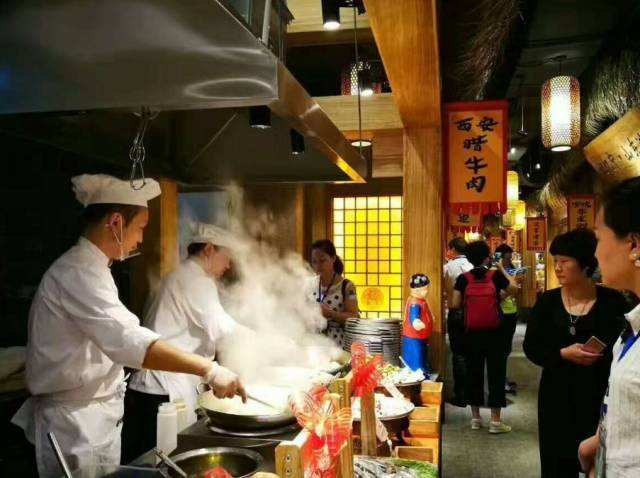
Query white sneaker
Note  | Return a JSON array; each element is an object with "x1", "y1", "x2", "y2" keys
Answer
[
  {"x1": 471, "y1": 418, "x2": 482, "y2": 430},
  {"x1": 489, "y1": 421, "x2": 512, "y2": 434}
]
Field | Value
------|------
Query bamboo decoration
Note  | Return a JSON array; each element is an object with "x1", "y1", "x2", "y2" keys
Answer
[
  {"x1": 329, "y1": 374, "x2": 354, "y2": 478},
  {"x1": 360, "y1": 392, "x2": 378, "y2": 456}
]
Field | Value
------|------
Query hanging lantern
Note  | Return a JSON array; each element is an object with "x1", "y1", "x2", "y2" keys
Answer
[
  {"x1": 502, "y1": 208, "x2": 515, "y2": 228},
  {"x1": 541, "y1": 76, "x2": 580, "y2": 152},
  {"x1": 507, "y1": 171, "x2": 519, "y2": 207},
  {"x1": 514, "y1": 200, "x2": 526, "y2": 230}
]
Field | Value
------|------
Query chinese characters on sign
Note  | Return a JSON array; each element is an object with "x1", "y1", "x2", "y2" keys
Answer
[
  {"x1": 449, "y1": 210, "x2": 482, "y2": 233},
  {"x1": 446, "y1": 101, "x2": 508, "y2": 213},
  {"x1": 567, "y1": 195, "x2": 596, "y2": 230},
  {"x1": 526, "y1": 217, "x2": 547, "y2": 252},
  {"x1": 584, "y1": 108, "x2": 640, "y2": 182}
]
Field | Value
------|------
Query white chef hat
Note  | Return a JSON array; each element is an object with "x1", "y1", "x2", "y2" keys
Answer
[
  {"x1": 71, "y1": 174, "x2": 161, "y2": 207},
  {"x1": 190, "y1": 222, "x2": 236, "y2": 249}
]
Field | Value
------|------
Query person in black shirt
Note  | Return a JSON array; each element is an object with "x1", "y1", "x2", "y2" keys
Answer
[
  {"x1": 451, "y1": 240, "x2": 519, "y2": 433},
  {"x1": 523, "y1": 229, "x2": 627, "y2": 478}
]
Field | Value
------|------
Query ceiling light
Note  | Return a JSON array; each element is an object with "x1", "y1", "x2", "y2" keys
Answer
[
  {"x1": 535, "y1": 163, "x2": 541, "y2": 170},
  {"x1": 351, "y1": 139, "x2": 372, "y2": 148},
  {"x1": 507, "y1": 171, "x2": 519, "y2": 207},
  {"x1": 322, "y1": 0, "x2": 340, "y2": 30},
  {"x1": 249, "y1": 106, "x2": 271, "y2": 129},
  {"x1": 290, "y1": 129, "x2": 305, "y2": 155},
  {"x1": 510, "y1": 147, "x2": 516, "y2": 155},
  {"x1": 541, "y1": 75, "x2": 580, "y2": 152}
]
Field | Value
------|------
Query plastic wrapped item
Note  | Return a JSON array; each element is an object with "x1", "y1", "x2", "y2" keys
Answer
[{"x1": 354, "y1": 457, "x2": 418, "y2": 478}]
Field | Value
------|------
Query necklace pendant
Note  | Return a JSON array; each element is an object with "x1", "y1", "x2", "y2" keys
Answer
[{"x1": 570, "y1": 326, "x2": 576, "y2": 336}]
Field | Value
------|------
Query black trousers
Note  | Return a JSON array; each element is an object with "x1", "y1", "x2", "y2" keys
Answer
[
  {"x1": 121, "y1": 388, "x2": 169, "y2": 465},
  {"x1": 540, "y1": 455, "x2": 580, "y2": 478},
  {"x1": 502, "y1": 312, "x2": 518, "y2": 356},
  {"x1": 464, "y1": 329, "x2": 507, "y2": 408},
  {"x1": 447, "y1": 309, "x2": 467, "y2": 402}
]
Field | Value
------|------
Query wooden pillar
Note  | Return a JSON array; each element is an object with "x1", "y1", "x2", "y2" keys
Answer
[
  {"x1": 130, "y1": 178, "x2": 179, "y2": 317},
  {"x1": 403, "y1": 128, "x2": 444, "y2": 376}
]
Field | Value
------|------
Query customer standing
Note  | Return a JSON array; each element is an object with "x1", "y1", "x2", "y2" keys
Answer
[
  {"x1": 495, "y1": 243, "x2": 520, "y2": 394},
  {"x1": 578, "y1": 177, "x2": 640, "y2": 478},
  {"x1": 524, "y1": 229, "x2": 627, "y2": 478},
  {"x1": 443, "y1": 237, "x2": 473, "y2": 406},
  {"x1": 450, "y1": 240, "x2": 519, "y2": 433},
  {"x1": 309, "y1": 240, "x2": 360, "y2": 347}
]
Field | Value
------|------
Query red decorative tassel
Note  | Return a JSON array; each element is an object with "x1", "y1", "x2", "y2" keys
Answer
[
  {"x1": 289, "y1": 385, "x2": 353, "y2": 478},
  {"x1": 351, "y1": 343, "x2": 383, "y2": 398}
]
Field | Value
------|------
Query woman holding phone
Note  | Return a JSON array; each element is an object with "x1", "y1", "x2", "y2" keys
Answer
[{"x1": 524, "y1": 228, "x2": 628, "y2": 478}]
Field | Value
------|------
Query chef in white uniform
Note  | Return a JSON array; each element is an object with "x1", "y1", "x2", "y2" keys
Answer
[
  {"x1": 12, "y1": 175, "x2": 246, "y2": 477},
  {"x1": 123, "y1": 223, "x2": 245, "y2": 461}
]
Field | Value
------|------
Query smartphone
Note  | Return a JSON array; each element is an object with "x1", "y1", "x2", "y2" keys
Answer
[{"x1": 583, "y1": 336, "x2": 607, "y2": 354}]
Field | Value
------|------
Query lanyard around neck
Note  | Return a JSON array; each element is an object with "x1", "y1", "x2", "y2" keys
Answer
[
  {"x1": 318, "y1": 273, "x2": 337, "y2": 303},
  {"x1": 619, "y1": 330, "x2": 640, "y2": 362}
]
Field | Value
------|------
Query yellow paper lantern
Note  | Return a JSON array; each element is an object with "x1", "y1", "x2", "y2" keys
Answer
[
  {"x1": 507, "y1": 171, "x2": 519, "y2": 207},
  {"x1": 502, "y1": 208, "x2": 515, "y2": 228},
  {"x1": 514, "y1": 200, "x2": 526, "y2": 230},
  {"x1": 541, "y1": 75, "x2": 581, "y2": 152}
]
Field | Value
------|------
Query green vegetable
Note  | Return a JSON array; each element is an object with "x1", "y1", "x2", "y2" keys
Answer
[{"x1": 390, "y1": 458, "x2": 438, "y2": 478}]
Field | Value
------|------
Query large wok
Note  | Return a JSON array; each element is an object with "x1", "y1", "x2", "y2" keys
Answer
[{"x1": 197, "y1": 386, "x2": 297, "y2": 432}]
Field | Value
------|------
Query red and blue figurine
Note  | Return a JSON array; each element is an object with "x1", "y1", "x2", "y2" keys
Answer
[{"x1": 401, "y1": 273, "x2": 434, "y2": 374}]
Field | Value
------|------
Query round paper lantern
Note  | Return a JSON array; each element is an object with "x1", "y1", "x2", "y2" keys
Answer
[{"x1": 541, "y1": 76, "x2": 580, "y2": 152}]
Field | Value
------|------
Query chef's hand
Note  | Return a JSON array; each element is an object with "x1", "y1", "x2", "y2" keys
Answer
[
  {"x1": 204, "y1": 363, "x2": 247, "y2": 402},
  {"x1": 413, "y1": 319, "x2": 426, "y2": 331},
  {"x1": 320, "y1": 304, "x2": 335, "y2": 319},
  {"x1": 561, "y1": 343, "x2": 602, "y2": 366}
]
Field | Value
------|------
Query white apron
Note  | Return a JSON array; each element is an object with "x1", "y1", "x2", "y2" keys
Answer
[{"x1": 12, "y1": 383, "x2": 126, "y2": 478}]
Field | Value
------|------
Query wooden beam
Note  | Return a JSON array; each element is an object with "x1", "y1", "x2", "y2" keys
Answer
[
  {"x1": 363, "y1": 0, "x2": 441, "y2": 128},
  {"x1": 129, "y1": 178, "x2": 179, "y2": 317},
  {"x1": 403, "y1": 129, "x2": 444, "y2": 376},
  {"x1": 287, "y1": 28, "x2": 374, "y2": 47},
  {"x1": 314, "y1": 93, "x2": 403, "y2": 132},
  {"x1": 343, "y1": 130, "x2": 404, "y2": 178}
]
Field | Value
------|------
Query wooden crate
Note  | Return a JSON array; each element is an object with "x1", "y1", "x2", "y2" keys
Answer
[
  {"x1": 420, "y1": 381, "x2": 443, "y2": 405},
  {"x1": 408, "y1": 405, "x2": 441, "y2": 438},
  {"x1": 394, "y1": 445, "x2": 438, "y2": 466}
]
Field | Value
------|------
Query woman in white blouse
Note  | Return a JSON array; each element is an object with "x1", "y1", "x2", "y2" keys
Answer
[
  {"x1": 310, "y1": 240, "x2": 360, "y2": 346},
  {"x1": 580, "y1": 177, "x2": 640, "y2": 478}
]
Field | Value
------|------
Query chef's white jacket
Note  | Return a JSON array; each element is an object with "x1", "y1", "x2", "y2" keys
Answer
[
  {"x1": 12, "y1": 237, "x2": 160, "y2": 476},
  {"x1": 129, "y1": 258, "x2": 237, "y2": 421}
]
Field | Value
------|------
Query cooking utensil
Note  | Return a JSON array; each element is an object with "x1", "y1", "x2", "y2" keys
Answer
[
  {"x1": 47, "y1": 432, "x2": 73, "y2": 478},
  {"x1": 162, "y1": 447, "x2": 263, "y2": 478},
  {"x1": 154, "y1": 448, "x2": 187, "y2": 478},
  {"x1": 246, "y1": 394, "x2": 280, "y2": 412}
]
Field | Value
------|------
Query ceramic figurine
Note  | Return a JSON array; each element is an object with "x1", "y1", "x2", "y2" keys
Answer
[{"x1": 401, "y1": 273, "x2": 434, "y2": 374}]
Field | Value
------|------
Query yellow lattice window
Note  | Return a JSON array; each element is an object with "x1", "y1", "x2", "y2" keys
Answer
[{"x1": 333, "y1": 195, "x2": 403, "y2": 319}]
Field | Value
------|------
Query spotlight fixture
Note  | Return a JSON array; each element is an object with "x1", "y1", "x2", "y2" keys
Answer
[
  {"x1": 350, "y1": 139, "x2": 372, "y2": 148},
  {"x1": 322, "y1": 0, "x2": 366, "y2": 31},
  {"x1": 249, "y1": 106, "x2": 271, "y2": 129},
  {"x1": 290, "y1": 129, "x2": 305, "y2": 155},
  {"x1": 322, "y1": 0, "x2": 340, "y2": 30},
  {"x1": 510, "y1": 147, "x2": 516, "y2": 155},
  {"x1": 535, "y1": 163, "x2": 541, "y2": 170}
]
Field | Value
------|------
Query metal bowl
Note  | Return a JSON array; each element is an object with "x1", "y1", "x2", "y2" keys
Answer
[{"x1": 164, "y1": 447, "x2": 263, "y2": 478}]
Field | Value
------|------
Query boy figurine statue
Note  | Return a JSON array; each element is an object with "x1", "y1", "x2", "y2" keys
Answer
[{"x1": 401, "y1": 273, "x2": 434, "y2": 374}]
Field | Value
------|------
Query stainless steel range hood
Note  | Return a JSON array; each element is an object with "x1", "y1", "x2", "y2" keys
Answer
[{"x1": 0, "y1": 0, "x2": 367, "y2": 183}]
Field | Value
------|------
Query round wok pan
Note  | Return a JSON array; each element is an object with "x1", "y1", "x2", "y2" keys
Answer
[{"x1": 197, "y1": 386, "x2": 297, "y2": 432}]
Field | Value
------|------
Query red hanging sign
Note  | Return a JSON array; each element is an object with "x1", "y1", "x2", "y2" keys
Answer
[
  {"x1": 444, "y1": 100, "x2": 509, "y2": 214},
  {"x1": 526, "y1": 217, "x2": 547, "y2": 252},
  {"x1": 567, "y1": 195, "x2": 597, "y2": 230}
]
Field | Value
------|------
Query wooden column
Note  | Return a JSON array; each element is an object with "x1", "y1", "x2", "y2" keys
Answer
[
  {"x1": 403, "y1": 129, "x2": 444, "y2": 375},
  {"x1": 130, "y1": 178, "x2": 179, "y2": 317}
]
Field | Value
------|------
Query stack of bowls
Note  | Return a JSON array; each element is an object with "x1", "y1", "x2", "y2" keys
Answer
[{"x1": 343, "y1": 318, "x2": 402, "y2": 365}]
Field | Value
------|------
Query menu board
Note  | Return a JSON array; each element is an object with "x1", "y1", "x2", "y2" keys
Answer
[{"x1": 526, "y1": 217, "x2": 547, "y2": 252}]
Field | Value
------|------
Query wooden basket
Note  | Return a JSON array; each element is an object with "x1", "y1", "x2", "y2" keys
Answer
[
  {"x1": 419, "y1": 381, "x2": 443, "y2": 405},
  {"x1": 394, "y1": 445, "x2": 438, "y2": 466}
]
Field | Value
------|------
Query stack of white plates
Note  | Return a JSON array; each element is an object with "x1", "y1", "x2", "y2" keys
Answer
[{"x1": 343, "y1": 318, "x2": 402, "y2": 365}]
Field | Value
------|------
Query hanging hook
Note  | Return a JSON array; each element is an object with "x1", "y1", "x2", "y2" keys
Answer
[{"x1": 128, "y1": 107, "x2": 158, "y2": 190}]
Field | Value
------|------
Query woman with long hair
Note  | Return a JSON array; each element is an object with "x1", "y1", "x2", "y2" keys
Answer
[
  {"x1": 579, "y1": 177, "x2": 640, "y2": 477},
  {"x1": 309, "y1": 239, "x2": 360, "y2": 346},
  {"x1": 524, "y1": 229, "x2": 628, "y2": 477}
]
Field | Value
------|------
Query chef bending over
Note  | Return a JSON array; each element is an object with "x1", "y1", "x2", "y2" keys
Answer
[
  {"x1": 123, "y1": 222, "x2": 246, "y2": 462},
  {"x1": 12, "y1": 175, "x2": 246, "y2": 478}
]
